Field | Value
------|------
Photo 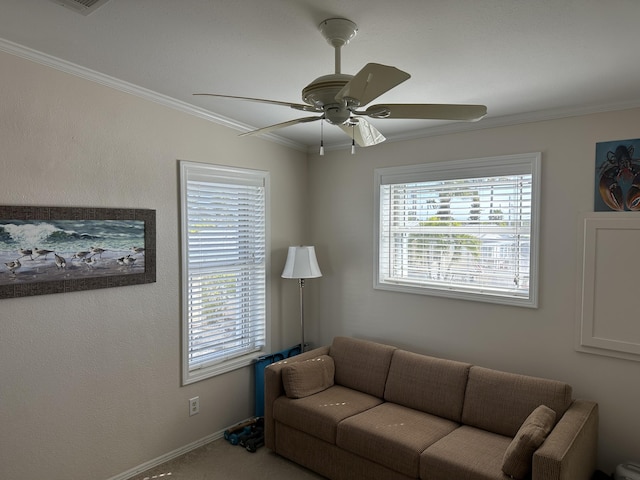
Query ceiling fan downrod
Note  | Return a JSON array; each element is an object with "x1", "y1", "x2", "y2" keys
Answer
[{"x1": 299, "y1": 17, "x2": 360, "y2": 125}]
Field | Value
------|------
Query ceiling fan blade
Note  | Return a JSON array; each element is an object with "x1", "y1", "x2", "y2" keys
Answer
[
  {"x1": 364, "y1": 103, "x2": 488, "y2": 121},
  {"x1": 239, "y1": 115, "x2": 322, "y2": 137},
  {"x1": 336, "y1": 63, "x2": 411, "y2": 106},
  {"x1": 338, "y1": 118, "x2": 386, "y2": 147},
  {"x1": 193, "y1": 93, "x2": 317, "y2": 112}
]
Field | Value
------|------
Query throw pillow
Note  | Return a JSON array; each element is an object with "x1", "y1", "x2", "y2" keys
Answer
[
  {"x1": 282, "y1": 355, "x2": 335, "y2": 399},
  {"x1": 502, "y1": 405, "x2": 556, "y2": 479}
]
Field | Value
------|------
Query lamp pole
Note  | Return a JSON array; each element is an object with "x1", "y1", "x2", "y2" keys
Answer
[{"x1": 299, "y1": 278, "x2": 305, "y2": 352}]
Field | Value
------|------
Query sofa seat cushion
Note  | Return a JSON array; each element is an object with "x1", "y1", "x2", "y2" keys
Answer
[
  {"x1": 384, "y1": 349, "x2": 471, "y2": 422},
  {"x1": 421, "y1": 425, "x2": 513, "y2": 480},
  {"x1": 337, "y1": 402, "x2": 459, "y2": 478},
  {"x1": 273, "y1": 385, "x2": 383, "y2": 444}
]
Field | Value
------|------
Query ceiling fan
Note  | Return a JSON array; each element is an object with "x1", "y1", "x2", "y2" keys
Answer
[{"x1": 194, "y1": 18, "x2": 487, "y2": 148}]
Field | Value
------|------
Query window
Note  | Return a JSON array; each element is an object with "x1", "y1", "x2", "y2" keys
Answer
[
  {"x1": 180, "y1": 161, "x2": 270, "y2": 384},
  {"x1": 375, "y1": 153, "x2": 540, "y2": 307}
]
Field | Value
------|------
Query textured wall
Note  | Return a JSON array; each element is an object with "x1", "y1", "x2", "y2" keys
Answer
[{"x1": 0, "y1": 50, "x2": 308, "y2": 480}]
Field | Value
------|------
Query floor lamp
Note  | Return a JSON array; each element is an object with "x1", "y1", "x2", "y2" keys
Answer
[{"x1": 281, "y1": 246, "x2": 322, "y2": 353}]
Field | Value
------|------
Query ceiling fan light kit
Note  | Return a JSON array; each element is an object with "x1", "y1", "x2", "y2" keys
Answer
[{"x1": 194, "y1": 17, "x2": 487, "y2": 150}]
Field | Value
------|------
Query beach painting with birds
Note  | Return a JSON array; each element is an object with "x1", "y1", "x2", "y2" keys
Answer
[{"x1": 0, "y1": 206, "x2": 155, "y2": 299}]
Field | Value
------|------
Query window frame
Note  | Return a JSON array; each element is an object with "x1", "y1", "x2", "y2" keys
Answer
[
  {"x1": 179, "y1": 160, "x2": 271, "y2": 385},
  {"x1": 374, "y1": 153, "x2": 541, "y2": 308}
]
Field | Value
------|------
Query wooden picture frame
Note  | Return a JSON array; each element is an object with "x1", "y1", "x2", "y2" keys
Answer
[{"x1": 0, "y1": 206, "x2": 156, "y2": 299}]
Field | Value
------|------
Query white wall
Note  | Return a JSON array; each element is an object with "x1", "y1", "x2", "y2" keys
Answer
[
  {"x1": 0, "y1": 50, "x2": 308, "y2": 480},
  {"x1": 308, "y1": 108, "x2": 640, "y2": 473}
]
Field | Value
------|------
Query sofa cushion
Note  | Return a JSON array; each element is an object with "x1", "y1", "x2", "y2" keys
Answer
[
  {"x1": 337, "y1": 402, "x2": 459, "y2": 478},
  {"x1": 329, "y1": 337, "x2": 396, "y2": 398},
  {"x1": 421, "y1": 425, "x2": 513, "y2": 480},
  {"x1": 502, "y1": 405, "x2": 556, "y2": 480},
  {"x1": 461, "y1": 366, "x2": 572, "y2": 437},
  {"x1": 273, "y1": 385, "x2": 383, "y2": 444},
  {"x1": 281, "y1": 355, "x2": 335, "y2": 399},
  {"x1": 384, "y1": 350, "x2": 471, "y2": 422}
]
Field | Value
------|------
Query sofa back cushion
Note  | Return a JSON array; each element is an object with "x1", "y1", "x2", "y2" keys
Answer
[
  {"x1": 329, "y1": 337, "x2": 396, "y2": 398},
  {"x1": 384, "y1": 350, "x2": 471, "y2": 422},
  {"x1": 461, "y1": 366, "x2": 572, "y2": 437}
]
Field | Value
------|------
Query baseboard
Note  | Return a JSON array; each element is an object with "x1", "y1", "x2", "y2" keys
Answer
[{"x1": 106, "y1": 417, "x2": 253, "y2": 480}]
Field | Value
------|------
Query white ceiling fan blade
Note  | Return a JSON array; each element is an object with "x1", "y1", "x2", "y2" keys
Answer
[
  {"x1": 338, "y1": 118, "x2": 386, "y2": 147},
  {"x1": 194, "y1": 93, "x2": 317, "y2": 112},
  {"x1": 336, "y1": 63, "x2": 410, "y2": 106},
  {"x1": 239, "y1": 115, "x2": 323, "y2": 137},
  {"x1": 364, "y1": 103, "x2": 488, "y2": 121}
]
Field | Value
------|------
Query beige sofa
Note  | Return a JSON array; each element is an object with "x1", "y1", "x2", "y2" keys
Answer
[{"x1": 264, "y1": 337, "x2": 598, "y2": 480}]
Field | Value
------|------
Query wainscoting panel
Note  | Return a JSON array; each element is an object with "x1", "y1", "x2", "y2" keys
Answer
[{"x1": 576, "y1": 214, "x2": 640, "y2": 361}]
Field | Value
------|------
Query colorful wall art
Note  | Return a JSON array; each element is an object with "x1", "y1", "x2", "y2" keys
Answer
[
  {"x1": 595, "y1": 138, "x2": 640, "y2": 211},
  {"x1": 0, "y1": 206, "x2": 155, "y2": 299}
]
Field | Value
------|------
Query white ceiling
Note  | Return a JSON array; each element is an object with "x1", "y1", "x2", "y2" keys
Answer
[{"x1": 1, "y1": 0, "x2": 640, "y2": 151}]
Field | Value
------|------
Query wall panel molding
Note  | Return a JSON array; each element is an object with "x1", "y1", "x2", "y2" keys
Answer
[{"x1": 576, "y1": 214, "x2": 640, "y2": 361}]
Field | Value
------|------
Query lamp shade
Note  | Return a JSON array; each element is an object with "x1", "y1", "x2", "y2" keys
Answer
[{"x1": 281, "y1": 246, "x2": 322, "y2": 279}]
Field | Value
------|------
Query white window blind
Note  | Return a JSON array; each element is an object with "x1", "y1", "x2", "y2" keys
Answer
[
  {"x1": 180, "y1": 161, "x2": 269, "y2": 384},
  {"x1": 375, "y1": 153, "x2": 540, "y2": 307}
]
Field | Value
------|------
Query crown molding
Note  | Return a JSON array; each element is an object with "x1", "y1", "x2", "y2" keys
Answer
[{"x1": 0, "y1": 37, "x2": 307, "y2": 152}]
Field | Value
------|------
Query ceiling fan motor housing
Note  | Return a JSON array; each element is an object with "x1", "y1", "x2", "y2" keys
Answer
[{"x1": 302, "y1": 73, "x2": 355, "y2": 124}]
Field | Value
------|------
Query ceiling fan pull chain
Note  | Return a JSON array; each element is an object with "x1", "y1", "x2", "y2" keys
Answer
[
  {"x1": 351, "y1": 123, "x2": 356, "y2": 154},
  {"x1": 319, "y1": 120, "x2": 325, "y2": 156}
]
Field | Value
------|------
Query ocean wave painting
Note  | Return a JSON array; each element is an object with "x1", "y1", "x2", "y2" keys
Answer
[{"x1": 0, "y1": 206, "x2": 155, "y2": 298}]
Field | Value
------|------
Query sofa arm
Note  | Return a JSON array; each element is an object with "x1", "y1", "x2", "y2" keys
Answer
[
  {"x1": 263, "y1": 345, "x2": 330, "y2": 450},
  {"x1": 532, "y1": 400, "x2": 598, "y2": 480}
]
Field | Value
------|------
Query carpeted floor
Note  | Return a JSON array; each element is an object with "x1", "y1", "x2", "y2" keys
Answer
[{"x1": 127, "y1": 437, "x2": 326, "y2": 480}]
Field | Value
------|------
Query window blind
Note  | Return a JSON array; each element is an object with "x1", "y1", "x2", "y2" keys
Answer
[
  {"x1": 181, "y1": 162, "x2": 267, "y2": 378},
  {"x1": 376, "y1": 153, "x2": 540, "y2": 307}
]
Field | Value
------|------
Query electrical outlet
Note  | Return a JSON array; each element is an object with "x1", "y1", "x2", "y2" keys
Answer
[{"x1": 189, "y1": 396, "x2": 199, "y2": 416}]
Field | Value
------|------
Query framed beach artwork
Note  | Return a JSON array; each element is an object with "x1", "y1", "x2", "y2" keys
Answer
[
  {"x1": 0, "y1": 206, "x2": 156, "y2": 299},
  {"x1": 595, "y1": 137, "x2": 640, "y2": 211}
]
